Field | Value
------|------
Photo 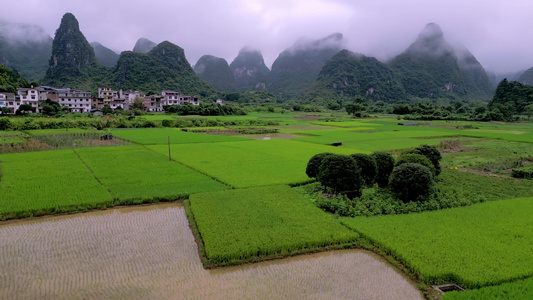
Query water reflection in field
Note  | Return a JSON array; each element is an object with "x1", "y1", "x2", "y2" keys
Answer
[{"x1": 0, "y1": 203, "x2": 422, "y2": 299}]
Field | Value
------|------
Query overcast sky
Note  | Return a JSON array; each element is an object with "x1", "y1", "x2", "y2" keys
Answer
[{"x1": 2, "y1": 0, "x2": 532, "y2": 74}]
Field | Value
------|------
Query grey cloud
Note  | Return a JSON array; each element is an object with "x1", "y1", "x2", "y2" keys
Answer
[
  {"x1": 0, "y1": 21, "x2": 51, "y2": 44},
  {"x1": 0, "y1": 0, "x2": 532, "y2": 74}
]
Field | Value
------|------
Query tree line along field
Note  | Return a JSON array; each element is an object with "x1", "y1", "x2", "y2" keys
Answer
[{"x1": 1, "y1": 113, "x2": 533, "y2": 297}]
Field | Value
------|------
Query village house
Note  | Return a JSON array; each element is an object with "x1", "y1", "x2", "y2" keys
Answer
[
  {"x1": 120, "y1": 90, "x2": 145, "y2": 105},
  {"x1": 145, "y1": 94, "x2": 163, "y2": 112},
  {"x1": 97, "y1": 87, "x2": 116, "y2": 106},
  {"x1": 0, "y1": 92, "x2": 18, "y2": 113},
  {"x1": 17, "y1": 86, "x2": 48, "y2": 113},
  {"x1": 1, "y1": 85, "x2": 201, "y2": 114},
  {"x1": 54, "y1": 88, "x2": 92, "y2": 113},
  {"x1": 94, "y1": 87, "x2": 126, "y2": 110},
  {"x1": 161, "y1": 90, "x2": 199, "y2": 106}
]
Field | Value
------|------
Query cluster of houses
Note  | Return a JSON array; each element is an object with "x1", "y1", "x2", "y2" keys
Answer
[{"x1": 0, "y1": 86, "x2": 200, "y2": 114}]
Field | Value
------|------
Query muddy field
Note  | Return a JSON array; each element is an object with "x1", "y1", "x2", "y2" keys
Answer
[{"x1": 0, "y1": 203, "x2": 423, "y2": 299}]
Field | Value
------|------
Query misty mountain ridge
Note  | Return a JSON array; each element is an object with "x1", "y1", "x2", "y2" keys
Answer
[
  {"x1": 194, "y1": 55, "x2": 235, "y2": 91},
  {"x1": 40, "y1": 13, "x2": 214, "y2": 95},
  {"x1": 91, "y1": 42, "x2": 119, "y2": 67},
  {"x1": 518, "y1": 67, "x2": 533, "y2": 85},
  {"x1": 0, "y1": 21, "x2": 52, "y2": 81},
  {"x1": 306, "y1": 23, "x2": 494, "y2": 102},
  {"x1": 229, "y1": 47, "x2": 270, "y2": 91},
  {"x1": 42, "y1": 12, "x2": 105, "y2": 89},
  {"x1": 133, "y1": 38, "x2": 157, "y2": 53},
  {"x1": 305, "y1": 49, "x2": 406, "y2": 103},
  {"x1": 403, "y1": 23, "x2": 452, "y2": 58},
  {"x1": 388, "y1": 23, "x2": 493, "y2": 100},
  {"x1": 114, "y1": 41, "x2": 215, "y2": 95},
  {"x1": 487, "y1": 70, "x2": 525, "y2": 86},
  {"x1": 1, "y1": 15, "x2": 503, "y2": 103},
  {"x1": 289, "y1": 32, "x2": 344, "y2": 53},
  {"x1": 267, "y1": 32, "x2": 344, "y2": 98}
]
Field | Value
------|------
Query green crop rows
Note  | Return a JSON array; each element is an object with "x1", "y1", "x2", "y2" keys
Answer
[
  {"x1": 342, "y1": 197, "x2": 533, "y2": 288},
  {"x1": 111, "y1": 128, "x2": 248, "y2": 145},
  {"x1": 293, "y1": 127, "x2": 459, "y2": 152},
  {"x1": 149, "y1": 139, "x2": 358, "y2": 188},
  {"x1": 75, "y1": 146, "x2": 229, "y2": 200},
  {"x1": 444, "y1": 276, "x2": 533, "y2": 299},
  {"x1": 0, "y1": 150, "x2": 113, "y2": 220},
  {"x1": 189, "y1": 185, "x2": 359, "y2": 265},
  {"x1": 2, "y1": 115, "x2": 533, "y2": 297}
]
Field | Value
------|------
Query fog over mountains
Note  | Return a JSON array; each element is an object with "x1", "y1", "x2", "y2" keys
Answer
[
  {"x1": 1, "y1": 13, "x2": 531, "y2": 102},
  {"x1": 0, "y1": 21, "x2": 52, "y2": 81}
]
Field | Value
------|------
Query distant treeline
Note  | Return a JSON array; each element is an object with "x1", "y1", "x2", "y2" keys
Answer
[
  {"x1": 0, "y1": 116, "x2": 278, "y2": 131},
  {"x1": 163, "y1": 103, "x2": 246, "y2": 116},
  {"x1": 488, "y1": 79, "x2": 533, "y2": 121}
]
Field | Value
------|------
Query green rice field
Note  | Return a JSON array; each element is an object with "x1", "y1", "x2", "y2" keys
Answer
[
  {"x1": 444, "y1": 276, "x2": 533, "y2": 300},
  {"x1": 1, "y1": 114, "x2": 533, "y2": 297},
  {"x1": 149, "y1": 139, "x2": 359, "y2": 188},
  {"x1": 189, "y1": 185, "x2": 359, "y2": 265},
  {"x1": 75, "y1": 146, "x2": 229, "y2": 200},
  {"x1": 0, "y1": 150, "x2": 113, "y2": 220},
  {"x1": 111, "y1": 128, "x2": 248, "y2": 145},
  {"x1": 341, "y1": 197, "x2": 533, "y2": 288}
]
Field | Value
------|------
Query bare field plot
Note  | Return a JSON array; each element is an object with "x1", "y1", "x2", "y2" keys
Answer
[
  {"x1": 342, "y1": 197, "x2": 533, "y2": 288},
  {"x1": 189, "y1": 185, "x2": 359, "y2": 265},
  {"x1": 0, "y1": 203, "x2": 422, "y2": 299},
  {"x1": 149, "y1": 139, "x2": 359, "y2": 188},
  {"x1": 75, "y1": 146, "x2": 229, "y2": 200}
]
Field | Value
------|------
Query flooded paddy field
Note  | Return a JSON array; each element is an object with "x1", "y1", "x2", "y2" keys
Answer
[{"x1": 0, "y1": 203, "x2": 422, "y2": 299}]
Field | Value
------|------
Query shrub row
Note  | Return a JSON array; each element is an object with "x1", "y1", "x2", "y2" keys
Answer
[
  {"x1": 511, "y1": 167, "x2": 533, "y2": 179},
  {"x1": 0, "y1": 116, "x2": 279, "y2": 131}
]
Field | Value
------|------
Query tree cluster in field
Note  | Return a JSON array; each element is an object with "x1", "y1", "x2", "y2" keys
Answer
[
  {"x1": 163, "y1": 103, "x2": 246, "y2": 116},
  {"x1": 488, "y1": 79, "x2": 533, "y2": 121},
  {"x1": 306, "y1": 145, "x2": 442, "y2": 204}
]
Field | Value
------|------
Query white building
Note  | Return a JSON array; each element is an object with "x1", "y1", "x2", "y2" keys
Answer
[
  {"x1": 119, "y1": 90, "x2": 145, "y2": 105},
  {"x1": 55, "y1": 89, "x2": 92, "y2": 113},
  {"x1": 161, "y1": 90, "x2": 199, "y2": 106},
  {"x1": 0, "y1": 92, "x2": 18, "y2": 113},
  {"x1": 17, "y1": 87, "x2": 47, "y2": 113}
]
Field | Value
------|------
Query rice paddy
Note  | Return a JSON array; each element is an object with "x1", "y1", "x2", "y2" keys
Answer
[
  {"x1": 189, "y1": 185, "x2": 359, "y2": 265},
  {"x1": 2, "y1": 114, "x2": 533, "y2": 298},
  {"x1": 75, "y1": 146, "x2": 229, "y2": 200},
  {"x1": 149, "y1": 139, "x2": 359, "y2": 188},
  {"x1": 0, "y1": 150, "x2": 113, "y2": 220},
  {"x1": 341, "y1": 197, "x2": 533, "y2": 288},
  {"x1": 111, "y1": 128, "x2": 248, "y2": 145},
  {"x1": 0, "y1": 204, "x2": 423, "y2": 299}
]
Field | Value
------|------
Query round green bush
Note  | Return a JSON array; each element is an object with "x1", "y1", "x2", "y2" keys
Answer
[
  {"x1": 161, "y1": 119, "x2": 174, "y2": 127},
  {"x1": 350, "y1": 153, "x2": 377, "y2": 187},
  {"x1": 407, "y1": 144, "x2": 442, "y2": 175},
  {"x1": 306, "y1": 152, "x2": 334, "y2": 178},
  {"x1": 371, "y1": 151, "x2": 395, "y2": 188},
  {"x1": 389, "y1": 163, "x2": 434, "y2": 202},
  {"x1": 318, "y1": 154, "x2": 363, "y2": 195},
  {"x1": 395, "y1": 153, "x2": 436, "y2": 176}
]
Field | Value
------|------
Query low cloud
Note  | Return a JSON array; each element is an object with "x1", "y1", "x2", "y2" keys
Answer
[{"x1": 0, "y1": 0, "x2": 531, "y2": 74}]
